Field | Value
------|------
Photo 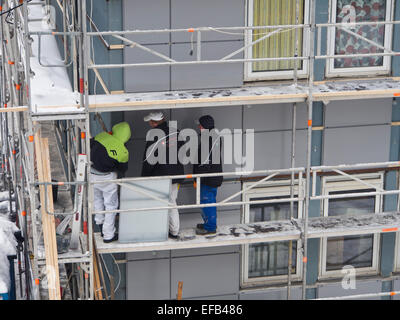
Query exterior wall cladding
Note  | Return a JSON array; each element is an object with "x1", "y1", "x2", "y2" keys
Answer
[{"x1": 93, "y1": 0, "x2": 400, "y2": 299}]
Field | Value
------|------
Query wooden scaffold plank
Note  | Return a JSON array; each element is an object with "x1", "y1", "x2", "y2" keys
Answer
[{"x1": 34, "y1": 132, "x2": 61, "y2": 300}]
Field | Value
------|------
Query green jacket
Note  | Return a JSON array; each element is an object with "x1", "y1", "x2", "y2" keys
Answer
[{"x1": 91, "y1": 122, "x2": 131, "y2": 172}]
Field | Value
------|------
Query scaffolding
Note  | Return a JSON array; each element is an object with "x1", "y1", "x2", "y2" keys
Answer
[{"x1": 1, "y1": 0, "x2": 400, "y2": 300}]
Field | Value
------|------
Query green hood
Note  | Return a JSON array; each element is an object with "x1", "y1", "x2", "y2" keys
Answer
[{"x1": 112, "y1": 122, "x2": 131, "y2": 144}]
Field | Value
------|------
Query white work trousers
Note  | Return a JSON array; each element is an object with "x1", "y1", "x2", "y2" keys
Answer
[
  {"x1": 169, "y1": 183, "x2": 180, "y2": 236},
  {"x1": 92, "y1": 171, "x2": 118, "y2": 240}
]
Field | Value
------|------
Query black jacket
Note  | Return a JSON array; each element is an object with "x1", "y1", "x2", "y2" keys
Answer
[
  {"x1": 193, "y1": 133, "x2": 223, "y2": 188},
  {"x1": 141, "y1": 122, "x2": 185, "y2": 184},
  {"x1": 90, "y1": 138, "x2": 128, "y2": 173}
]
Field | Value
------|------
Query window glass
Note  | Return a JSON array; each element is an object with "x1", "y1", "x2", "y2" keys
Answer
[
  {"x1": 250, "y1": 195, "x2": 299, "y2": 221},
  {"x1": 248, "y1": 197, "x2": 298, "y2": 278},
  {"x1": 252, "y1": 0, "x2": 304, "y2": 72},
  {"x1": 334, "y1": 0, "x2": 387, "y2": 68},
  {"x1": 249, "y1": 241, "x2": 297, "y2": 277},
  {"x1": 328, "y1": 189, "x2": 375, "y2": 216},
  {"x1": 326, "y1": 235, "x2": 374, "y2": 270},
  {"x1": 326, "y1": 188, "x2": 376, "y2": 271}
]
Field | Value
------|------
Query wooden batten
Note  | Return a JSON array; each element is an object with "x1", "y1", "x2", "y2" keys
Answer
[{"x1": 34, "y1": 131, "x2": 61, "y2": 300}]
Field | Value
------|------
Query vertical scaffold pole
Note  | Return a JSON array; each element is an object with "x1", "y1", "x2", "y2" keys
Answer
[
  {"x1": 301, "y1": 0, "x2": 315, "y2": 301},
  {"x1": 80, "y1": 0, "x2": 94, "y2": 300},
  {"x1": 287, "y1": 0, "x2": 301, "y2": 300}
]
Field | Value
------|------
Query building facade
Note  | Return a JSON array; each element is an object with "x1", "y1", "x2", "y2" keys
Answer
[{"x1": 51, "y1": 0, "x2": 400, "y2": 299}]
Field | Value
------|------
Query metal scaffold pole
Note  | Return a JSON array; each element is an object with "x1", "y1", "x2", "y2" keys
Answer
[
  {"x1": 287, "y1": 0, "x2": 301, "y2": 300},
  {"x1": 301, "y1": 0, "x2": 316, "y2": 301}
]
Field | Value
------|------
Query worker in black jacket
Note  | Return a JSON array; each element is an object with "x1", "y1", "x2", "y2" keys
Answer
[
  {"x1": 90, "y1": 122, "x2": 131, "y2": 243},
  {"x1": 193, "y1": 115, "x2": 223, "y2": 235},
  {"x1": 142, "y1": 112, "x2": 184, "y2": 239}
]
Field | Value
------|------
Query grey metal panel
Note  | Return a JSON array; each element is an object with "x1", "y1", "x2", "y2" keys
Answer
[
  {"x1": 171, "y1": 253, "x2": 239, "y2": 299},
  {"x1": 239, "y1": 286, "x2": 302, "y2": 300},
  {"x1": 325, "y1": 99, "x2": 392, "y2": 128},
  {"x1": 123, "y1": 0, "x2": 170, "y2": 44},
  {"x1": 171, "y1": 41, "x2": 244, "y2": 90},
  {"x1": 317, "y1": 279, "x2": 382, "y2": 300},
  {"x1": 188, "y1": 294, "x2": 239, "y2": 300},
  {"x1": 127, "y1": 259, "x2": 170, "y2": 299},
  {"x1": 124, "y1": 44, "x2": 170, "y2": 93},
  {"x1": 323, "y1": 125, "x2": 391, "y2": 166},
  {"x1": 393, "y1": 279, "x2": 400, "y2": 300},
  {"x1": 179, "y1": 208, "x2": 241, "y2": 231},
  {"x1": 243, "y1": 103, "x2": 308, "y2": 132},
  {"x1": 249, "y1": 130, "x2": 307, "y2": 171},
  {"x1": 127, "y1": 250, "x2": 170, "y2": 261},
  {"x1": 171, "y1": 0, "x2": 245, "y2": 42},
  {"x1": 171, "y1": 106, "x2": 243, "y2": 132},
  {"x1": 172, "y1": 245, "x2": 239, "y2": 258},
  {"x1": 177, "y1": 182, "x2": 242, "y2": 213}
]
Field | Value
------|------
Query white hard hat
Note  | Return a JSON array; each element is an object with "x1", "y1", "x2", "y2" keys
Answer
[{"x1": 144, "y1": 111, "x2": 164, "y2": 122}]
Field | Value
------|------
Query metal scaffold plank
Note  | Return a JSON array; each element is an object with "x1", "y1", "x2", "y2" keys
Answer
[{"x1": 94, "y1": 212, "x2": 400, "y2": 255}]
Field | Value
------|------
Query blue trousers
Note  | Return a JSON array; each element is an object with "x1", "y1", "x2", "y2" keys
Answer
[{"x1": 200, "y1": 185, "x2": 218, "y2": 231}]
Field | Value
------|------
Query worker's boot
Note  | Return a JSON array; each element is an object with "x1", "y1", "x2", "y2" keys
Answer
[
  {"x1": 195, "y1": 227, "x2": 216, "y2": 235},
  {"x1": 96, "y1": 223, "x2": 103, "y2": 237},
  {"x1": 103, "y1": 233, "x2": 118, "y2": 243}
]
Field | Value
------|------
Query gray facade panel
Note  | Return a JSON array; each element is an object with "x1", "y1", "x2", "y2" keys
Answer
[
  {"x1": 323, "y1": 125, "x2": 391, "y2": 166},
  {"x1": 188, "y1": 294, "x2": 238, "y2": 300},
  {"x1": 177, "y1": 182, "x2": 242, "y2": 213},
  {"x1": 127, "y1": 259, "x2": 170, "y2": 299},
  {"x1": 171, "y1": 41, "x2": 244, "y2": 90},
  {"x1": 393, "y1": 279, "x2": 400, "y2": 300},
  {"x1": 243, "y1": 103, "x2": 308, "y2": 131},
  {"x1": 127, "y1": 251, "x2": 170, "y2": 261},
  {"x1": 124, "y1": 44, "x2": 170, "y2": 92},
  {"x1": 171, "y1": 105, "x2": 243, "y2": 132},
  {"x1": 239, "y1": 286, "x2": 302, "y2": 300},
  {"x1": 179, "y1": 209, "x2": 241, "y2": 230},
  {"x1": 172, "y1": 245, "x2": 239, "y2": 258},
  {"x1": 171, "y1": 0, "x2": 245, "y2": 42},
  {"x1": 123, "y1": 0, "x2": 170, "y2": 44},
  {"x1": 325, "y1": 99, "x2": 392, "y2": 128},
  {"x1": 317, "y1": 280, "x2": 382, "y2": 300},
  {"x1": 250, "y1": 130, "x2": 307, "y2": 170},
  {"x1": 171, "y1": 253, "x2": 239, "y2": 299}
]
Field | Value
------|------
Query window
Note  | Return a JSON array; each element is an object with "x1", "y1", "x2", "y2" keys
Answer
[
  {"x1": 241, "y1": 180, "x2": 304, "y2": 286},
  {"x1": 245, "y1": 0, "x2": 309, "y2": 80},
  {"x1": 320, "y1": 174, "x2": 383, "y2": 278},
  {"x1": 395, "y1": 231, "x2": 400, "y2": 272},
  {"x1": 327, "y1": 0, "x2": 394, "y2": 77}
]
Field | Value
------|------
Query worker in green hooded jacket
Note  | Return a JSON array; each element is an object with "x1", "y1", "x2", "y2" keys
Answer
[{"x1": 90, "y1": 122, "x2": 131, "y2": 243}]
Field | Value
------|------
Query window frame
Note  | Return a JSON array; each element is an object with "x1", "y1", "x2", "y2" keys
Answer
[
  {"x1": 326, "y1": 0, "x2": 394, "y2": 78},
  {"x1": 319, "y1": 173, "x2": 384, "y2": 279},
  {"x1": 241, "y1": 179, "x2": 304, "y2": 287},
  {"x1": 244, "y1": 0, "x2": 310, "y2": 81},
  {"x1": 395, "y1": 226, "x2": 400, "y2": 272}
]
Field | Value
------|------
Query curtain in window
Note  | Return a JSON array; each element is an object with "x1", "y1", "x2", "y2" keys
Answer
[
  {"x1": 335, "y1": 0, "x2": 387, "y2": 68},
  {"x1": 252, "y1": 0, "x2": 304, "y2": 72}
]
